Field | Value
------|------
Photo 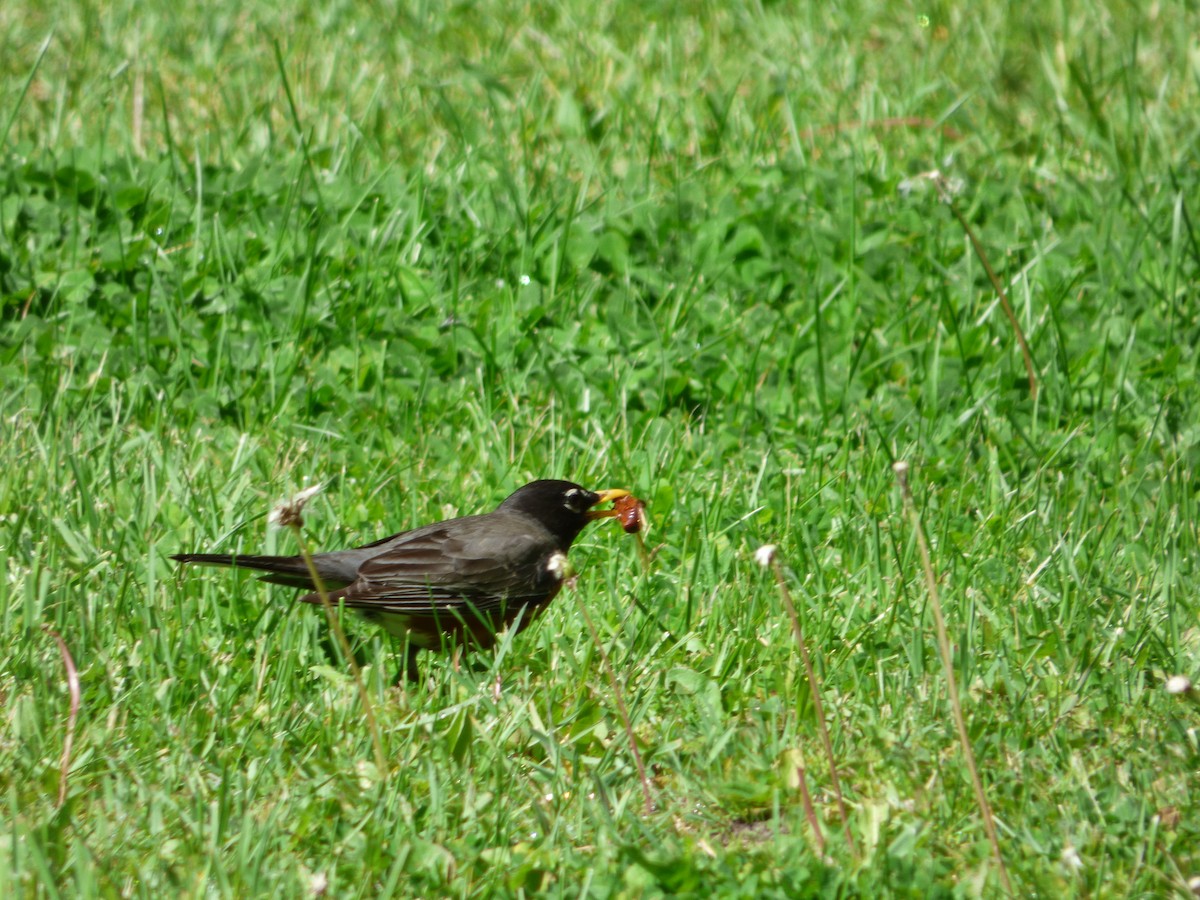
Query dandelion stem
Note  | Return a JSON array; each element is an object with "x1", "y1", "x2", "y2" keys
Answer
[
  {"x1": 794, "y1": 756, "x2": 827, "y2": 854},
  {"x1": 766, "y1": 551, "x2": 855, "y2": 852},
  {"x1": 936, "y1": 174, "x2": 1038, "y2": 400},
  {"x1": 573, "y1": 592, "x2": 654, "y2": 816},
  {"x1": 43, "y1": 626, "x2": 80, "y2": 809},
  {"x1": 893, "y1": 461, "x2": 1013, "y2": 895},
  {"x1": 289, "y1": 524, "x2": 388, "y2": 778}
]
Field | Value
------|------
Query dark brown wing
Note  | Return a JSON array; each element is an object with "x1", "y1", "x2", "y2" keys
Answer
[{"x1": 301, "y1": 514, "x2": 560, "y2": 616}]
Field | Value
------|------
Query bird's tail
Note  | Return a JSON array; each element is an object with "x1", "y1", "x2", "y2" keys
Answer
[{"x1": 170, "y1": 552, "x2": 316, "y2": 589}]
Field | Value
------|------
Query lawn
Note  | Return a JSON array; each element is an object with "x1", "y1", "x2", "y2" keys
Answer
[{"x1": 3, "y1": 1, "x2": 1199, "y2": 896}]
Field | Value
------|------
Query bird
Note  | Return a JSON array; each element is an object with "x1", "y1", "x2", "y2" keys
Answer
[{"x1": 171, "y1": 480, "x2": 633, "y2": 682}]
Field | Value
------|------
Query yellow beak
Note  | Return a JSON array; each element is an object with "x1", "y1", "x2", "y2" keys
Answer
[{"x1": 586, "y1": 488, "x2": 633, "y2": 520}]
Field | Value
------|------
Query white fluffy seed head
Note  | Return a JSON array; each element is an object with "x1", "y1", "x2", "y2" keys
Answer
[
  {"x1": 754, "y1": 545, "x2": 777, "y2": 568},
  {"x1": 545, "y1": 551, "x2": 571, "y2": 581},
  {"x1": 268, "y1": 483, "x2": 324, "y2": 528},
  {"x1": 1166, "y1": 675, "x2": 1193, "y2": 695},
  {"x1": 1060, "y1": 846, "x2": 1083, "y2": 871}
]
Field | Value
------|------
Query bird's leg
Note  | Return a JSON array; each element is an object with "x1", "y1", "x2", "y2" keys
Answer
[
  {"x1": 398, "y1": 644, "x2": 422, "y2": 684},
  {"x1": 321, "y1": 632, "x2": 368, "y2": 670}
]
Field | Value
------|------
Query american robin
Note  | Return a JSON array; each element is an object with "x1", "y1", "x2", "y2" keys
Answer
[{"x1": 171, "y1": 480, "x2": 633, "y2": 681}]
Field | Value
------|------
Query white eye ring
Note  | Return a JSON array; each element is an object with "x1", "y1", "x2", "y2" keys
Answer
[{"x1": 563, "y1": 489, "x2": 589, "y2": 513}]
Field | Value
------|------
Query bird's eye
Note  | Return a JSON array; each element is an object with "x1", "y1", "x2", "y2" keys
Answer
[{"x1": 563, "y1": 489, "x2": 589, "y2": 513}]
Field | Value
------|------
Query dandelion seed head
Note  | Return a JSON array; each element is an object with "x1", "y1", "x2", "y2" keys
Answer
[
  {"x1": 1166, "y1": 675, "x2": 1193, "y2": 695},
  {"x1": 1060, "y1": 845, "x2": 1083, "y2": 871},
  {"x1": 545, "y1": 551, "x2": 572, "y2": 580},
  {"x1": 269, "y1": 483, "x2": 324, "y2": 529},
  {"x1": 754, "y1": 545, "x2": 777, "y2": 568}
]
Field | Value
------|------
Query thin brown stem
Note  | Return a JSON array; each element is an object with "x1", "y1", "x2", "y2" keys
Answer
[
  {"x1": 573, "y1": 593, "x2": 654, "y2": 816},
  {"x1": 893, "y1": 461, "x2": 1013, "y2": 896},
  {"x1": 769, "y1": 554, "x2": 855, "y2": 852},
  {"x1": 43, "y1": 626, "x2": 80, "y2": 809},
  {"x1": 794, "y1": 757, "x2": 827, "y2": 855},
  {"x1": 798, "y1": 116, "x2": 963, "y2": 142},
  {"x1": 634, "y1": 528, "x2": 651, "y2": 571},
  {"x1": 290, "y1": 525, "x2": 388, "y2": 778},
  {"x1": 937, "y1": 176, "x2": 1038, "y2": 401}
]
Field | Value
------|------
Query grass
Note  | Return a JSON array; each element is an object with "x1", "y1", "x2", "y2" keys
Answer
[{"x1": 3, "y1": 0, "x2": 1199, "y2": 895}]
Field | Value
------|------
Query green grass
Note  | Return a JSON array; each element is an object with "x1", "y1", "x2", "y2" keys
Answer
[{"x1": 3, "y1": 0, "x2": 1200, "y2": 895}]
